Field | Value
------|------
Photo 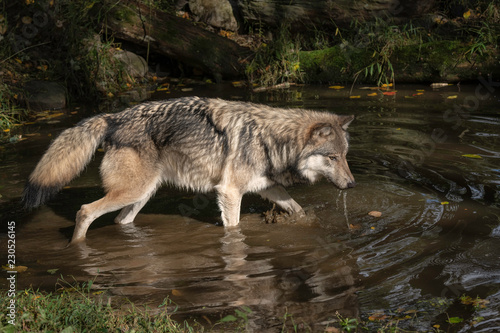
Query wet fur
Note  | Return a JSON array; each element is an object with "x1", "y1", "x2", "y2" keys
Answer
[{"x1": 23, "y1": 97, "x2": 355, "y2": 243}]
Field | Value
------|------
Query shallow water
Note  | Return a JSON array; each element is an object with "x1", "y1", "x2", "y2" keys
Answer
[{"x1": 1, "y1": 82, "x2": 499, "y2": 331}]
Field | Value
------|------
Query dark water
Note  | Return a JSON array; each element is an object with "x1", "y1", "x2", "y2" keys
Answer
[{"x1": 1, "y1": 82, "x2": 499, "y2": 332}]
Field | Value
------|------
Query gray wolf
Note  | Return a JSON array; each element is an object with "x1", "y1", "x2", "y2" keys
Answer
[{"x1": 23, "y1": 97, "x2": 355, "y2": 244}]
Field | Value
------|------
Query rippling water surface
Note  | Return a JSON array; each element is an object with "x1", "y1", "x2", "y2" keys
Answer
[{"x1": 1, "y1": 83, "x2": 499, "y2": 332}]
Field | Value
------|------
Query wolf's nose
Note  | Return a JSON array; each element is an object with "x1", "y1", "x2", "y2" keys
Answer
[{"x1": 347, "y1": 181, "x2": 356, "y2": 188}]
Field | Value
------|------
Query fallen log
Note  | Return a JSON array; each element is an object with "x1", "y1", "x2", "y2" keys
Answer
[{"x1": 103, "y1": 0, "x2": 251, "y2": 80}]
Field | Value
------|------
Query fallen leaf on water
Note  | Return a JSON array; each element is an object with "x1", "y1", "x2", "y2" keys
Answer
[
  {"x1": 93, "y1": 290, "x2": 105, "y2": 295},
  {"x1": 369, "y1": 313, "x2": 389, "y2": 321},
  {"x1": 462, "y1": 154, "x2": 482, "y2": 159},
  {"x1": 441, "y1": 201, "x2": 449, "y2": 205},
  {"x1": 447, "y1": 317, "x2": 464, "y2": 324},
  {"x1": 383, "y1": 91, "x2": 397, "y2": 96},
  {"x1": 172, "y1": 289, "x2": 182, "y2": 296},
  {"x1": 329, "y1": 85, "x2": 344, "y2": 89},
  {"x1": 349, "y1": 95, "x2": 361, "y2": 99},
  {"x1": 22, "y1": 16, "x2": 33, "y2": 24},
  {"x1": 447, "y1": 95, "x2": 458, "y2": 99},
  {"x1": 368, "y1": 211, "x2": 382, "y2": 217},
  {"x1": 3, "y1": 265, "x2": 28, "y2": 273},
  {"x1": 416, "y1": 89, "x2": 425, "y2": 92},
  {"x1": 367, "y1": 92, "x2": 377, "y2": 97}
]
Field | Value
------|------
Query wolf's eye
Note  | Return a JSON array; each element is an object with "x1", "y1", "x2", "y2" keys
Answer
[{"x1": 328, "y1": 155, "x2": 337, "y2": 161}]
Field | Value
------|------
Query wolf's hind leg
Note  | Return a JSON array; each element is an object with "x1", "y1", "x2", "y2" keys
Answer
[
  {"x1": 71, "y1": 147, "x2": 160, "y2": 244},
  {"x1": 258, "y1": 185, "x2": 305, "y2": 216},
  {"x1": 114, "y1": 192, "x2": 153, "y2": 225}
]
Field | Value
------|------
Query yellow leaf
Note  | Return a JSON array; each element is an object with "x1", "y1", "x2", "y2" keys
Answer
[
  {"x1": 349, "y1": 95, "x2": 361, "y2": 99},
  {"x1": 447, "y1": 95, "x2": 458, "y2": 99},
  {"x1": 462, "y1": 154, "x2": 482, "y2": 159},
  {"x1": 92, "y1": 290, "x2": 105, "y2": 295},
  {"x1": 107, "y1": 92, "x2": 114, "y2": 98},
  {"x1": 367, "y1": 92, "x2": 377, "y2": 96},
  {"x1": 15, "y1": 58, "x2": 22, "y2": 64},
  {"x1": 3, "y1": 265, "x2": 28, "y2": 273},
  {"x1": 441, "y1": 201, "x2": 449, "y2": 205},
  {"x1": 156, "y1": 87, "x2": 169, "y2": 91},
  {"x1": 368, "y1": 211, "x2": 382, "y2": 217},
  {"x1": 463, "y1": 9, "x2": 471, "y2": 19},
  {"x1": 3, "y1": 128, "x2": 10, "y2": 132},
  {"x1": 172, "y1": 289, "x2": 182, "y2": 296},
  {"x1": 416, "y1": 89, "x2": 425, "y2": 92},
  {"x1": 329, "y1": 85, "x2": 344, "y2": 90},
  {"x1": 22, "y1": 16, "x2": 33, "y2": 24}
]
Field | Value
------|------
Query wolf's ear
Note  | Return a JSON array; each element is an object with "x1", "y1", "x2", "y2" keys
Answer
[
  {"x1": 339, "y1": 115, "x2": 355, "y2": 130},
  {"x1": 308, "y1": 123, "x2": 332, "y2": 141}
]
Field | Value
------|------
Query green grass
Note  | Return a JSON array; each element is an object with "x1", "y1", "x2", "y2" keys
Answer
[{"x1": 0, "y1": 279, "x2": 193, "y2": 333}]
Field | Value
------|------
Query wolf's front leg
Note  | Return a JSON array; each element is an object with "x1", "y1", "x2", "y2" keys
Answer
[
  {"x1": 215, "y1": 185, "x2": 243, "y2": 227},
  {"x1": 258, "y1": 185, "x2": 305, "y2": 216}
]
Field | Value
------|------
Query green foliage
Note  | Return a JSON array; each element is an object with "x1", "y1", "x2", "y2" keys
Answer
[
  {"x1": 246, "y1": 23, "x2": 303, "y2": 87},
  {"x1": 0, "y1": 278, "x2": 191, "y2": 333},
  {"x1": 217, "y1": 306, "x2": 253, "y2": 331}
]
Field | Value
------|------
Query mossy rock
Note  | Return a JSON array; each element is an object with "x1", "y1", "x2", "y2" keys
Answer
[{"x1": 299, "y1": 40, "x2": 500, "y2": 84}]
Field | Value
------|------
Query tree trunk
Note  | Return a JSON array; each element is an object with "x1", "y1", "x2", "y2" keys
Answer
[{"x1": 103, "y1": 0, "x2": 251, "y2": 80}]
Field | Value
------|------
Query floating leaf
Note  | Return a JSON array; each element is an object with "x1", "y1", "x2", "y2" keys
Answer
[
  {"x1": 369, "y1": 313, "x2": 389, "y2": 321},
  {"x1": 447, "y1": 317, "x2": 464, "y2": 324},
  {"x1": 416, "y1": 89, "x2": 425, "y2": 92},
  {"x1": 22, "y1": 16, "x2": 33, "y2": 24},
  {"x1": 383, "y1": 91, "x2": 397, "y2": 96},
  {"x1": 368, "y1": 211, "x2": 382, "y2": 217},
  {"x1": 441, "y1": 201, "x2": 449, "y2": 205},
  {"x1": 349, "y1": 95, "x2": 361, "y2": 99},
  {"x1": 3, "y1": 265, "x2": 28, "y2": 273},
  {"x1": 447, "y1": 95, "x2": 458, "y2": 99},
  {"x1": 329, "y1": 85, "x2": 344, "y2": 89},
  {"x1": 367, "y1": 92, "x2": 377, "y2": 97},
  {"x1": 172, "y1": 289, "x2": 182, "y2": 296},
  {"x1": 462, "y1": 154, "x2": 482, "y2": 159}
]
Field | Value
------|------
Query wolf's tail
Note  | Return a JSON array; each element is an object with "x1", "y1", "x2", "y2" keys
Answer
[{"x1": 22, "y1": 115, "x2": 109, "y2": 209}]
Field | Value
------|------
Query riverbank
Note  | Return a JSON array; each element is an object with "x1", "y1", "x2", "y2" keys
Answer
[{"x1": 0, "y1": 0, "x2": 499, "y2": 138}]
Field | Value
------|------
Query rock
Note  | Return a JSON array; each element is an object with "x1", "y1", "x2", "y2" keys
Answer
[
  {"x1": 24, "y1": 81, "x2": 67, "y2": 110},
  {"x1": 113, "y1": 50, "x2": 148, "y2": 78},
  {"x1": 189, "y1": 0, "x2": 238, "y2": 31}
]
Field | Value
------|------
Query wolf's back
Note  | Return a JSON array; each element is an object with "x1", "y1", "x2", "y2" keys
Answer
[{"x1": 23, "y1": 115, "x2": 109, "y2": 208}]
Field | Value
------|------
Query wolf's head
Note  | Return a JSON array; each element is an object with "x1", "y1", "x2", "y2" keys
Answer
[{"x1": 298, "y1": 115, "x2": 356, "y2": 189}]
